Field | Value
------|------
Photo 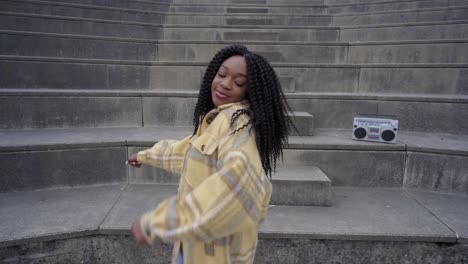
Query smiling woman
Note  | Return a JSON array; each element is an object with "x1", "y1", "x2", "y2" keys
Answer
[
  {"x1": 127, "y1": 44, "x2": 294, "y2": 264},
  {"x1": 211, "y1": 55, "x2": 248, "y2": 107}
]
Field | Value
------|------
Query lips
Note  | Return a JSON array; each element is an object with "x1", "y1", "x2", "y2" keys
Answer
[{"x1": 215, "y1": 89, "x2": 229, "y2": 100}]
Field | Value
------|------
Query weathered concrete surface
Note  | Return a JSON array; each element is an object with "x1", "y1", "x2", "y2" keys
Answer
[
  {"x1": 42, "y1": 0, "x2": 171, "y2": 12},
  {"x1": 400, "y1": 132, "x2": 468, "y2": 156},
  {"x1": 348, "y1": 42, "x2": 468, "y2": 63},
  {"x1": 158, "y1": 42, "x2": 347, "y2": 63},
  {"x1": 0, "y1": 127, "x2": 191, "y2": 152},
  {"x1": 165, "y1": 15, "x2": 332, "y2": 26},
  {"x1": 0, "y1": 235, "x2": 173, "y2": 264},
  {"x1": 260, "y1": 187, "x2": 455, "y2": 242},
  {"x1": 340, "y1": 22, "x2": 468, "y2": 41},
  {"x1": 0, "y1": 60, "x2": 152, "y2": 89},
  {"x1": 358, "y1": 67, "x2": 468, "y2": 95},
  {"x1": 1, "y1": 235, "x2": 466, "y2": 264},
  {"x1": 142, "y1": 97, "x2": 198, "y2": 127},
  {"x1": 281, "y1": 149, "x2": 405, "y2": 187},
  {"x1": 0, "y1": 147, "x2": 127, "y2": 192},
  {"x1": 100, "y1": 184, "x2": 178, "y2": 233},
  {"x1": 163, "y1": 27, "x2": 339, "y2": 41},
  {"x1": 329, "y1": 0, "x2": 455, "y2": 14},
  {"x1": 167, "y1": 5, "x2": 327, "y2": 14},
  {"x1": 4, "y1": 61, "x2": 466, "y2": 95},
  {"x1": 176, "y1": 0, "x2": 323, "y2": 4},
  {"x1": 408, "y1": 189, "x2": 468, "y2": 243},
  {"x1": 1, "y1": 186, "x2": 467, "y2": 263},
  {"x1": 0, "y1": 184, "x2": 125, "y2": 247},
  {"x1": 256, "y1": 239, "x2": 468, "y2": 264},
  {"x1": 1, "y1": 1, "x2": 167, "y2": 24},
  {"x1": 0, "y1": 96, "x2": 143, "y2": 129},
  {"x1": 333, "y1": 7, "x2": 468, "y2": 26},
  {"x1": 288, "y1": 111, "x2": 314, "y2": 136},
  {"x1": 376, "y1": 100, "x2": 468, "y2": 135},
  {"x1": 271, "y1": 166, "x2": 332, "y2": 206},
  {"x1": 404, "y1": 152, "x2": 468, "y2": 195},
  {"x1": 0, "y1": 12, "x2": 162, "y2": 39},
  {"x1": 0, "y1": 32, "x2": 160, "y2": 60}
]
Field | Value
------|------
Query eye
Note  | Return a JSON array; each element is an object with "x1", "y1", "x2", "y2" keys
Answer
[
  {"x1": 217, "y1": 72, "x2": 226, "y2": 78},
  {"x1": 235, "y1": 82, "x2": 246, "y2": 87}
]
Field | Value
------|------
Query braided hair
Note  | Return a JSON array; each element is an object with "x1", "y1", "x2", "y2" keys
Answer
[{"x1": 193, "y1": 44, "x2": 294, "y2": 178}]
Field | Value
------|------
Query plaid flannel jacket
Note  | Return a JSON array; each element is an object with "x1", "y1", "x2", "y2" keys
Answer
[{"x1": 137, "y1": 101, "x2": 273, "y2": 264}]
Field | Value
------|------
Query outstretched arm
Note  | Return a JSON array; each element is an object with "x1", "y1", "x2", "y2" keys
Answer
[{"x1": 127, "y1": 135, "x2": 192, "y2": 175}]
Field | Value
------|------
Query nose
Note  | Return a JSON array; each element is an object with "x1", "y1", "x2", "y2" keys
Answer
[{"x1": 220, "y1": 77, "x2": 232, "y2": 90}]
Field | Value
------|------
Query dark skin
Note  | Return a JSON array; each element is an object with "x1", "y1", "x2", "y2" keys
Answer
[{"x1": 127, "y1": 154, "x2": 148, "y2": 245}]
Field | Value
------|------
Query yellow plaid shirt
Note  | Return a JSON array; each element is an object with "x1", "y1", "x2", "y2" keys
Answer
[{"x1": 137, "y1": 101, "x2": 273, "y2": 264}]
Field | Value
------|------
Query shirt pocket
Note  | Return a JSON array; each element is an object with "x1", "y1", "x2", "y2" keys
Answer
[{"x1": 185, "y1": 133, "x2": 219, "y2": 188}]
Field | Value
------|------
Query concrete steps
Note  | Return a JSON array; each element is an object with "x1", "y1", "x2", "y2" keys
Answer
[
  {"x1": 39, "y1": 0, "x2": 328, "y2": 13},
  {"x1": 0, "y1": 184, "x2": 466, "y2": 263},
  {"x1": 1, "y1": 126, "x2": 467, "y2": 194},
  {"x1": 1, "y1": 89, "x2": 467, "y2": 134},
  {"x1": 328, "y1": 0, "x2": 466, "y2": 14},
  {"x1": 333, "y1": 6, "x2": 468, "y2": 25},
  {"x1": 3, "y1": 57, "x2": 466, "y2": 94},
  {"x1": 5, "y1": 0, "x2": 468, "y2": 27},
  {"x1": 4, "y1": 10, "x2": 468, "y2": 41},
  {"x1": 0, "y1": 11, "x2": 163, "y2": 39},
  {"x1": 4, "y1": 31, "x2": 468, "y2": 63}
]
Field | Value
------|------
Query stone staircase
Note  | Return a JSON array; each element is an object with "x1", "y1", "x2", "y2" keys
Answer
[{"x1": 1, "y1": 0, "x2": 468, "y2": 263}]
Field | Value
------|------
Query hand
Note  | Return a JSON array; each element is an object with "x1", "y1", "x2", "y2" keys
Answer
[
  {"x1": 127, "y1": 153, "x2": 142, "y2": 168},
  {"x1": 132, "y1": 221, "x2": 150, "y2": 246}
]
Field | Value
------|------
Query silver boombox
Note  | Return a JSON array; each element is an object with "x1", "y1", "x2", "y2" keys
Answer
[{"x1": 352, "y1": 116, "x2": 399, "y2": 144}]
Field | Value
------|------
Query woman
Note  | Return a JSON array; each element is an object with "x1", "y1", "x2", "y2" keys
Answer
[{"x1": 128, "y1": 44, "x2": 293, "y2": 264}]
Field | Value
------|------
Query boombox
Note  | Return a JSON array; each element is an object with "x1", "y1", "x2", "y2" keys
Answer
[{"x1": 352, "y1": 117, "x2": 399, "y2": 144}]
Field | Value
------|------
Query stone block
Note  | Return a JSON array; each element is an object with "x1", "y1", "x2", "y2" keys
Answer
[
  {"x1": 128, "y1": 147, "x2": 180, "y2": 184},
  {"x1": 279, "y1": 76, "x2": 296, "y2": 92},
  {"x1": 271, "y1": 166, "x2": 332, "y2": 206},
  {"x1": 142, "y1": 97, "x2": 198, "y2": 127},
  {"x1": 329, "y1": 0, "x2": 449, "y2": 14},
  {"x1": 226, "y1": 18, "x2": 273, "y2": 26},
  {"x1": 276, "y1": 67, "x2": 360, "y2": 93},
  {"x1": 358, "y1": 67, "x2": 468, "y2": 95},
  {"x1": 162, "y1": 27, "x2": 339, "y2": 41},
  {"x1": 1, "y1": 1, "x2": 166, "y2": 24},
  {"x1": 0, "y1": 60, "x2": 106, "y2": 89},
  {"x1": 340, "y1": 23, "x2": 468, "y2": 42},
  {"x1": 165, "y1": 15, "x2": 222, "y2": 25},
  {"x1": 0, "y1": 33, "x2": 159, "y2": 61},
  {"x1": 288, "y1": 112, "x2": 314, "y2": 136},
  {"x1": 404, "y1": 152, "x2": 468, "y2": 194},
  {"x1": 0, "y1": 13, "x2": 162, "y2": 39},
  {"x1": 348, "y1": 43, "x2": 468, "y2": 64},
  {"x1": 148, "y1": 65, "x2": 205, "y2": 90},
  {"x1": 0, "y1": 97, "x2": 142, "y2": 129},
  {"x1": 231, "y1": 0, "x2": 266, "y2": 4},
  {"x1": 377, "y1": 100, "x2": 468, "y2": 134},
  {"x1": 224, "y1": 31, "x2": 280, "y2": 41},
  {"x1": 0, "y1": 148, "x2": 127, "y2": 192},
  {"x1": 407, "y1": 189, "x2": 468, "y2": 242},
  {"x1": 333, "y1": 8, "x2": 468, "y2": 26},
  {"x1": 281, "y1": 149, "x2": 405, "y2": 187},
  {"x1": 108, "y1": 64, "x2": 151, "y2": 90},
  {"x1": 170, "y1": 6, "x2": 225, "y2": 13},
  {"x1": 226, "y1": 7, "x2": 269, "y2": 13}
]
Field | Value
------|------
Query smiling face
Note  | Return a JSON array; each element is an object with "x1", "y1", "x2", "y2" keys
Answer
[{"x1": 211, "y1": 55, "x2": 248, "y2": 107}]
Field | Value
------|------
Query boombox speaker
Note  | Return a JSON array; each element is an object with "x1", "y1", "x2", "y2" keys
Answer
[{"x1": 352, "y1": 116, "x2": 399, "y2": 144}]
